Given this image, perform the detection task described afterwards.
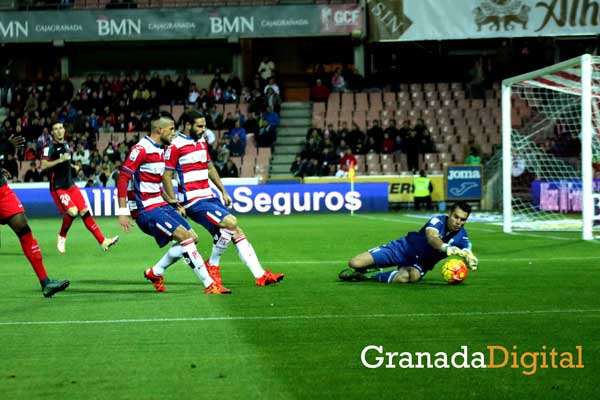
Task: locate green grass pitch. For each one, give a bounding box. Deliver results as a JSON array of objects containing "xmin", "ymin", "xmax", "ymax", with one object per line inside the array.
[{"xmin": 1, "ymin": 213, "xmax": 599, "ymax": 399}]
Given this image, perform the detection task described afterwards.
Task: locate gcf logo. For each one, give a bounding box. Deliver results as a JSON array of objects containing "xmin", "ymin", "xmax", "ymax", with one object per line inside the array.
[
  {"xmin": 473, "ymin": 0, "xmax": 531, "ymax": 31},
  {"xmin": 320, "ymin": 5, "xmax": 362, "ymax": 33}
]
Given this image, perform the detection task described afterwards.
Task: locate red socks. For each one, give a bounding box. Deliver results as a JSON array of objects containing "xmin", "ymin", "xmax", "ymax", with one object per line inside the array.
[
  {"xmin": 59, "ymin": 214, "xmax": 74, "ymax": 237},
  {"xmin": 19, "ymin": 231, "xmax": 48, "ymax": 282},
  {"xmin": 82, "ymin": 212, "xmax": 105, "ymax": 244}
]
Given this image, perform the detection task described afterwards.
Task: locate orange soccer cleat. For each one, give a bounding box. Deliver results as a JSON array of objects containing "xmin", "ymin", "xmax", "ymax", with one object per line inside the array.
[
  {"xmin": 204, "ymin": 282, "xmax": 232, "ymax": 295},
  {"xmin": 204, "ymin": 260, "xmax": 223, "ymax": 285},
  {"xmin": 144, "ymin": 268, "xmax": 166, "ymax": 292},
  {"xmin": 255, "ymin": 269, "xmax": 285, "ymax": 286}
]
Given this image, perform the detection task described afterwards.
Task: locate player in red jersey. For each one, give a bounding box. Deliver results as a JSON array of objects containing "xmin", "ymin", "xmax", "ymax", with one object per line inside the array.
[
  {"xmin": 1, "ymin": 134, "xmax": 69, "ymax": 297},
  {"xmin": 149, "ymin": 109, "xmax": 284, "ymax": 290},
  {"xmin": 41, "ymin": 122, "xmax": 119, "ymax": 254}
]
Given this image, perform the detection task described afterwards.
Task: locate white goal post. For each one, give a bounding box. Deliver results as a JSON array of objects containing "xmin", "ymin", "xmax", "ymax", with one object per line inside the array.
[{"xmin": 502, "ymin": 54, "xmax": 600, "ymax": 240}]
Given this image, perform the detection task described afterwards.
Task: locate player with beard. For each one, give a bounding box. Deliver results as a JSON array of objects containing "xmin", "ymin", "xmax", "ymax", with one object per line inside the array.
[
  {"xmin": 142, "ymin": 109, "xmax": 283, "ymax": 292},
  {"xmin": 117, "ymin": 112, "xmax": 230, "ymax": 295}
]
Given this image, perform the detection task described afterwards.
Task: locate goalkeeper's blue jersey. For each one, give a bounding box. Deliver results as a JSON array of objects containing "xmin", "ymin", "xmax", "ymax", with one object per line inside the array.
[{"xmin": 403, "ymin": 215, "xmax": 471, "ymax": 269}]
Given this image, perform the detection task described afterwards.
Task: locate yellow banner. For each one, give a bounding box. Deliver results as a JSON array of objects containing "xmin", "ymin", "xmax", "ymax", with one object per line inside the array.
[{"xmin": 303, "ymin": 175, "xmax": 444, "ymax": 202}]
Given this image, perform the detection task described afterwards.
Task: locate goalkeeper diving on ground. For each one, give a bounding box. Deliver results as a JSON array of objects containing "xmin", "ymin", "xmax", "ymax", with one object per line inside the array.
[{"xmin": 339, "ymin": 201, "xmax": 478, "ymax": 284}]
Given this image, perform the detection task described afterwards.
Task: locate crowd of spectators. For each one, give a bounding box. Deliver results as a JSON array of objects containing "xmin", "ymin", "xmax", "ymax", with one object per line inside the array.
[
  {"xmin": 292, "ymin": 117, "xmax": 435, "ymax": 178},
  {"xmin": 0, "ymin": 64, "xmax": 281, "ymax": 185}
]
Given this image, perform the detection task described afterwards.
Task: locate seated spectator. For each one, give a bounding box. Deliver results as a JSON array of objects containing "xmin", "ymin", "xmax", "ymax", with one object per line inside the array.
[
  {"xmin": 226, "ymin": 74, "xmax": 242, "ymax": 97},
  {"xmin": 197, "ymin": 88, "xmax": 211, "ymax": 111},
  {"xmin": 216, "ymin": 139, "xmax": 230, "ymax": 169},
  {"xmin": 23, "ymin": 142, "xmax": 37, "ymax": 161},
  {"xmin": 331, "ymin": 68, "xmax": 346, "ymax": 93},
  {"xmin": 306, "ymin": 126, "xmax": 322, "ymax": 141},
  {"xmin": 385, "ymin": 119, "xmax": 399, "ymax": 139},
  {"xmin": 347, "ymin": 123, "xmax": 366, "ymax": 154},
  {"xmin": 228, "ymin": 133, "xmax": 245, "ymax": 157},
  {"xmin": 336, "ymin": 121, "xmax": 349, "ymax": 146},
  {"xmin": 72, "ymin": 143, "xmax": 90, "ymax": 166},
  {"xmin": 203, "ymin": 127, "xmax": 216, "ymax": 146},
  {"xmin": 415, "ymin": 121, "xmax": 435, "ymax": 154},
  {"xmin": 290, "ymin": 154, "xmax": 305, "ymax": 177},
  {"xmin": 321, "ymin": 144, "xmax": 339, "ymax": 176},
  {"xmin": 105, "ymin": 160, "xmax": 121, "ymax": 187},
  {"xmin": 220, "ymin": 158, "xmax": 239, "ymax": 178},
  {"xmin": 244, "ymin": 113, "xmax": 260, "ymax": 135},
  {"xmin": 207, "ymin": 105, "xmax": 223, "ymax": 129},
  {"xmin": 256, "ymin": 119, "xmax": 277, "ymax": 148},
  {"xmin": 23, "ymin": 161, "xmax": 44, "ymax": 182},
  {"xmin": 398, "ymin": 119, "xmax": 412, "ymax": 141},
  {"xmin": 187, "ymin": 83, "xmax": 200, "ymax": 105},
  {"xmin": 1, "ymin": 152, "xmax": 19, "ymax": 179},
  {"xmin": 223, "ymin": 85, "xmax": 238, "ymax": 104},
  {"xmin": 310, "ymin": 79, "xmax": 330, "ymax": 102},
  {"xmin": 322, "ymin": 123, "xmax": 337, "ymax": 144},
  {"xmin": 305, "ymin": 158, "xmax": 323, "ymax": 177},
  {"xmin": 302, "ymin": 129, "xmax": 323, "ymax": 160},
  {"xmin": 209, "ymin": 83, "xmax": 223, "ymax": 103},
  {"xmin": 464, "ymin": 146, "xmax": 481, "ymax": 165},
  {"xmin": 367, "ymin": 119, "xmax": 384, "ymax": 149},
  {"xmin": 381, "ymin": 132, "xmax": 394, "ymax": 153},
  {"xmin": 335, "ymin": 147, "xmax": 356, "ymax": 178},
  {"xmin": 261, "ymin": 106, "xmax": 280, "ymax": 127},
  {"xmin": 229, "ymin": 120, "xmax": 247, "ymax": 147},
  {"xmin": 363, "ymin": 136, "xmax": 378, "ymax": 154}
]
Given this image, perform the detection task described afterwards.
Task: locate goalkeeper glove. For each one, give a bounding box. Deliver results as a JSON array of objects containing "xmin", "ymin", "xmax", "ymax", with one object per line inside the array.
[
  {"xmin": 440, "ymin": 243, "xmax": 467, "ymax": 258},
  {"xmin": 461, "ymin": 249, "xmax": 479, "ymax": 270}
]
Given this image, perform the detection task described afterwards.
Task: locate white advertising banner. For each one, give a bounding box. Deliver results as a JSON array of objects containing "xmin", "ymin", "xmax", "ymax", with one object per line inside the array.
[{"xmin": 367, "ymin": 0, "xmax": 600, "ymax": 42}]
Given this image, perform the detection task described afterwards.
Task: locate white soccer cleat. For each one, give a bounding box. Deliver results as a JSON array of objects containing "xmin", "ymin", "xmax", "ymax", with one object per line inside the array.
[
  {"xmin": 101, "ymin": 235, "xmax": 120, "ymax": 252},
  {"xmin": 57, "ymin": 235, "xmax": 66, "ymax": 254}
]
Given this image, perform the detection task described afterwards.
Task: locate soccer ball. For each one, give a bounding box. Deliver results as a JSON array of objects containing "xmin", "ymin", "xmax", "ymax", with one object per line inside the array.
[{"xmin": 441, "ymin": 258, "xmax": 468, "ymax": 284}]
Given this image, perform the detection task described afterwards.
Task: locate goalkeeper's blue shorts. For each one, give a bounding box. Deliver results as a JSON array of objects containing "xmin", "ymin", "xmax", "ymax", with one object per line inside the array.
[{"xmin": 368, "ymin": 238, "xmax": 425, "ymax": 276}]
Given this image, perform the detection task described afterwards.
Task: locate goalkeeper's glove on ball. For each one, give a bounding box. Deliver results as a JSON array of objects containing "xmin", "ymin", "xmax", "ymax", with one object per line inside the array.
[
  {"xmin": 461, "ymin": 249, "xmax": 479, "ymax": 270},
  {"xmin": 440, "ymin": 243, "xmax": 467, "ymax": 258}
]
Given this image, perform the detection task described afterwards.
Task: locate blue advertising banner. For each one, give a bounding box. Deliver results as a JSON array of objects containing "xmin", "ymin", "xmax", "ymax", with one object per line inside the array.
[
  {"xmin": 12, "ymin": 182, "xmax": 388, "ymax": 217},
  {"xmin": 531, "ymin": 179, "xmax": 600, "ymax": 212},
  {"xmin": 446, "ymin": 165, "xmax": 482, "ymax": 200}
]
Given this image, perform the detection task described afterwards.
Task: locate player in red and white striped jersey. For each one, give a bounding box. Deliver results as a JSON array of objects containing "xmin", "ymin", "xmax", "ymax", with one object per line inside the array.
[
  {"xmin": 117, "ymin": 112, "xmax": 230, "ymax": 295},
  {"xmin": 153, "ymin": 109, "xmax": 283, "ymax": 288}
]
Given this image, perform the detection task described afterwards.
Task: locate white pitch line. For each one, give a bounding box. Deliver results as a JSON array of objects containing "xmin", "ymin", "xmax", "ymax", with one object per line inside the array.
[
  {"xmin": 257, "ymin": 255, "xmax": 600, "ymax": 264},
  {"xmin": 352, "ymin": 214, "xmax": 600, "ymax": 241},
  {"xmin": 352, "ymin": 214, "xmax": 500, "ymax": 233},
  {"xmin": 1, "ymin": 308, "xmax": 599, "ymax": 327}
]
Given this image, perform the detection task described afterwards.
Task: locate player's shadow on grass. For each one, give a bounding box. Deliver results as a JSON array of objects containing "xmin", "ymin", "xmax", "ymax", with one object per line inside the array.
[
  {"xmin": 337, "ymin": 280, "xmax": 459, "ymax": 289},
  {"xmin": 65, "ymin": 288, "xmax": 152, "ymax": 294},
  {"xmin": 77, "ymin": 279, "xmax": 200, "ymax": 287}
]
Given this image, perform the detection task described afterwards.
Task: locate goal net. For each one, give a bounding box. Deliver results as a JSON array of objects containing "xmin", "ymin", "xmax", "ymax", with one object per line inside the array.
[{"xmin": 501, "ymin": 54, "xmax": 600, "ymax": 240}]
